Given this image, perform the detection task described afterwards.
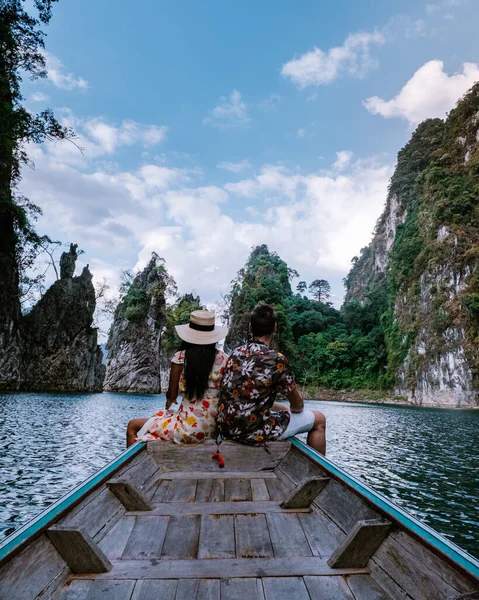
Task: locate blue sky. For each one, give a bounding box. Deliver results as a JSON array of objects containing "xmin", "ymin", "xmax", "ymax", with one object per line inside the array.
[{"xmin": 20, "ymin": 0, "xmax": 479, "ymax": 336}]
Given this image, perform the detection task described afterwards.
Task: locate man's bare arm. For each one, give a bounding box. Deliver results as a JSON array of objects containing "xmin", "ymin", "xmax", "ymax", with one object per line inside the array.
[{"xmin": 288, "ymin": 387, "xmax": 304, "ymax": 413}]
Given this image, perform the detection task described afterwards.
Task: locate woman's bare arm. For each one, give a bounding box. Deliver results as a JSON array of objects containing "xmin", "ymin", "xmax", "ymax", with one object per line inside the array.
[{"xmin": 165, "ymin": 363, "xmax": 183, "ymax": 409}]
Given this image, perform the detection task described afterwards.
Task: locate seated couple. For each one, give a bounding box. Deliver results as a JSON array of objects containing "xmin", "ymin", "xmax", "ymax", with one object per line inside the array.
[{"xmin": 127, "ymin": 304, "xmax": 326, "ymax": 454}]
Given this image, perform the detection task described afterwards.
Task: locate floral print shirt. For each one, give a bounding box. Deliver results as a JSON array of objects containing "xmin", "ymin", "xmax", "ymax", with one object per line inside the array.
[{"xmin": 217, "ymin": 339, "xmax": 295, "ymax": 445}]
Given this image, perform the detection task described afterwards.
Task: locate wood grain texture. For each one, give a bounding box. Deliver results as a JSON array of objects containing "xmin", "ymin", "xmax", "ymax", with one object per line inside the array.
[
  {"xmin": 107, "ymin": 480, "xmax": 153, "ymax": 511},
  {"xmin": 72, "ymin": 557, "xmax": 369, "ymax": 579},
  {"xmin": 159, "ymin": 471, "xmax": 277, "ymax": 480},
  {"xmin": 303, "ymin": 576, "xmax": 355, "ymax": 600},
  {"xmin": 131, "ymin": 579, "xmax": 178, "ymax": 600},
  {"xmin": 220, "ymin": 578, "xmax": 265, "ymax": 600},
  {"xmin": 235, "ymin": 514, "xmax": 274, "ymax": 559},
  {"xmin": 128, "ymin": 501, "xmax": 310, "ymax": 516},
  {"xmin": 122, "ymin": 516, "xmax": 169, "ymax": 560},
  {"xmin": 263, "ymin": 577, "xmax": 310, "ymax": 600},
  {"xmin": 264, "ymin": 478, "xmax": 290, "ymax": 501},
  {"xmin": 224, "ymin": 479, "xmax": 252, "ymax": 502},
  {"xmin": 161, "ymin": 515, "xmax": 201, "ymax": 560},
  {"xmin": 327, "ymin": 519, "xmax": 391, "ymax": 568},
  {"xmin": 198, "ymin": 514, "xmax": 235, "ymax": 559},
  {"xmin": 98, "ymin": 517, "xmax": 136, "ymax": 560},
  {"xmin": 83, "ymin": 579, "xmax": 135, "ymax": 600},
  {"xmin": 280, "ymin": 476, "xmax": 330, "ymax": 509},
  {"xmin": 195, "ymin": 579, "xmax": 221, "ymax": 600},
  {"xmin": 195, "ymin": 479, "xmax": 215, "ymax": 502},
  {"xmin": 266, "ymin": 513, "xmax": 312, "ymax": 557},
  {"xmin": 276, "ymin": 448, "xmax": 325, "ymax": 484},
  {"xmin": 250, "ymin": 479, "xmax": 270, "ymax": 501},
  {"xmin": 346, "ymin": 574, "xmax": 391, "ymax": 600},
  {"xmin": 151, "ymin": 480, "xmax": 170, "ymax": 502},
  {"xmin": 46, "ymin": 527, "xmax": 112, "ymax": 574},
  {"xmin": 166, "ymin": 479, "xmax": 197, "ymax": 503},
  {"xmin": 298, "ymin": 508, "xmax": 346, "ymax": 557},
  {"xmin": 368, "ymin": 559, "xmax": 413, "ymax": 600},
  {"xmin": 53, "ymin": 579, "xmax": 92, "ymax": 600}
]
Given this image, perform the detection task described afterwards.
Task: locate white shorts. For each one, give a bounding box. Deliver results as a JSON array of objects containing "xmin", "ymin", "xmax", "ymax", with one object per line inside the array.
[{"xmin": 278, "ymin": 410, "xmax": 315, "ymax": 439}]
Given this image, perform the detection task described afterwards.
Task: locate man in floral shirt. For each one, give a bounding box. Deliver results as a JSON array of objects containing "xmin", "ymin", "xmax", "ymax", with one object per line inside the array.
[{"xmin": 217, "ymin": 304, "xmax": 326, "ymax": 453}]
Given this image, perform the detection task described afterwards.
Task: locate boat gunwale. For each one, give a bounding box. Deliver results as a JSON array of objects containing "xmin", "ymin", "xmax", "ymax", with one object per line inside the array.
[
  {"xmin": 0, "ymin": 441, "xmax": 146, "ymax": 567},
  {"xmin": 291, "ymin": 437, "xmax": 479, "ymax": 583}
]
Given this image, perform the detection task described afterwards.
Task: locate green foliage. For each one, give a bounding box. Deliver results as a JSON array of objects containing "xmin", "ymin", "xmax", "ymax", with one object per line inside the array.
[
  {"xmin": 161, "ymin": 293, "xmax": 203, "ymax": 356},
  {"xmin": 123, "ymin": 285, "xmax": 148, "ymax": 324}
]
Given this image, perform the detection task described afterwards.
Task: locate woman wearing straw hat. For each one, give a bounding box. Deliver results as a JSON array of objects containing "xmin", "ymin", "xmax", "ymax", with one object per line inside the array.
[{"xmin": 126, "ymin": 310, "xmax": 229, "ymax": 446}]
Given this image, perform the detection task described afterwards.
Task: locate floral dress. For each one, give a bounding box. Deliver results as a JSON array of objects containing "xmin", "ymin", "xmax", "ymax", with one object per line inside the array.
[
  {"xmin": 136, "ymin": 349, "xmax": 229, "ymax": 444},
  {"xmin": 217, "ymin": 339, "xmax": 294, "ymax": 445}
]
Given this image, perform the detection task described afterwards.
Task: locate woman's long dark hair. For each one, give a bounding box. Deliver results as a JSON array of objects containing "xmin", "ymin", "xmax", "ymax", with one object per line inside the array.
[{"xmin": 180, "ymin": 341, "xmax": 217, "ymax": 400}]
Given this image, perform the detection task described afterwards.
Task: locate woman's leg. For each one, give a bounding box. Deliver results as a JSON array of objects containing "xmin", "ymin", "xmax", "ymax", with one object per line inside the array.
[{"xmin": 126, "ymin": 418, "xmax": 148, "ymax": 447}]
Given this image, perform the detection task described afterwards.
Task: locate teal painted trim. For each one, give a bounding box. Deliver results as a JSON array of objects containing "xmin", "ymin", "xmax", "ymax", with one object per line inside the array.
[
  {"xmin": 291, "ymin": 438, "xmax": 479, "ymax": 581},
  {"xmin": 0, "ymin": 442, "xmax": 146, "ymax": 564}
]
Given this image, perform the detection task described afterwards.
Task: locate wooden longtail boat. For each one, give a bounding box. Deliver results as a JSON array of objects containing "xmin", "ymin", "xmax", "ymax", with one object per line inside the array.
[{"xmin": 0, "ymin": 439, "xmax": 478, "ymax": 600}]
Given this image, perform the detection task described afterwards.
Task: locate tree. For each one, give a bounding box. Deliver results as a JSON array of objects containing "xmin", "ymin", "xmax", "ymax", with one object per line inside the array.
[
  {"xmin": 308, "ymin": 279, "xmax": 331, "ymax": 303},
  {"xmin": 296, "ymin": 281, "xmax": 307, "ymax": 294},
  {"xmin": 0, "ymin": 0, "xmax": 75, "ymax": 378}
]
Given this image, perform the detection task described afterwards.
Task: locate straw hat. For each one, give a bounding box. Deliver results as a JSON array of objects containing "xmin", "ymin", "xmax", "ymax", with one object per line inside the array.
[{"xmin": 175, "ymin": 310, "xmax": 228, "ymax": 345}]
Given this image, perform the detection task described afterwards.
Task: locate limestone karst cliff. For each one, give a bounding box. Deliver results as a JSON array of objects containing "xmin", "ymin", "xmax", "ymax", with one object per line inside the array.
[
  {"xmin": 344, "ymin": 85, "xmax": 479, "ymax": 407},
  {"xmin": 104, "ymin": 253, "xmax": 175, "ymax": 393},
  {"xmin": 7, "ymin": 244, "xmax": 105, "ymax": 392}
]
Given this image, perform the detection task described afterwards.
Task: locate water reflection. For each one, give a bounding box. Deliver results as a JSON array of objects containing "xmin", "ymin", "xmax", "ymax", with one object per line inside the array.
[{"xmin": 0, "ymin": 393, "xmax": 477, "ymax": 556}]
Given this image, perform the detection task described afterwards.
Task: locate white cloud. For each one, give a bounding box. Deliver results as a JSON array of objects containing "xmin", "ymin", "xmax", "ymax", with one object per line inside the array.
[
  {"xmin": 426, "ymin": 0, "xmax": 462, "ymax": 15},
  {"xmin": 333, "ymin": 150, "xmax": 353, "ymax": 170},
  {"xmin": 84, "ymin": 119, "xmax": 168, "ymax": 153},
  {"xmin": 31, "ymin": 92, "xmax": 49, "ymax": 102},
  {"xmin": 281, "ymin": 30, "xmax": 385, "ymax": 88},
  {"xmin": 259, "ymin": 93, "xmax": 281, "ymax": 111},
  {"xmin": 43, "ymin": 51, "xmax": 89, "ymax": 91},
  {"xmin": 203, "ymin": 90, "xmax": 250, "ymax": 128},
  {"xmin": 363, "ymin": 60, "xmax": 479, "ymax": 125},
  {"xmin": 297, "ymin": 128, "xmax": 306, "ymax": 139},
  {"xmin": 216, "ymin": 160, "xmax": 251, "ymax": 173}
]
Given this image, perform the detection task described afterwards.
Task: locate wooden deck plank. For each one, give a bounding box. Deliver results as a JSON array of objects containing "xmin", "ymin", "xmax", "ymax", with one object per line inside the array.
[
  {"xmin": 197, "ymin": 579, "xmax": 220, "ymax": 600},
  {"xmin": 198, "ymin": 515, "xmax": 235, "ymax": 559},
  {"xmin": 208, "ymin": 479, "xmax": 224, "ymax": 502},
  {"xmin": 122, "ymin": 516, "xmax": 169, "ymax": 560},
  {"xmin": 263, "ymin": 577, "xmax": 310, "ymax": 600},
  {"xmin": 84, "ymin": 580, "xmax": 136, "ymax": 600},
  {"xmin": 266, "ymin": 513, "xmax": 312, "ymax": 557},
  {"xmin": 220, "ymin": 578, "xmax": 265, "ymax": 600},
  {"xmin": 303, "ymin": 576, "xmax": 355, "ymax": 599},
  {"xmin": 72, "ymin": 557, "xmax": 369, "ymax": 579},
  {"xmin": 264, "ymin": 478, "xmax": 289, "ymax": 502},
  {"xmin": 151, "ymin": 480, "xmax": 170, "ymax": 502},
  {"xmin": 98, "ymin": 517, "xmax": 136, "ymax": 560},
  {"xmin": 250, "ymin": 479, "xmax": 270, "ymax": 501},
  {"xmin": 195, "ymin": 479, "xmax": 215, "ymax": 502},
  {"xmin": 298, "ymin": 508, "xmax": 345, "ymax": 557},
  {"xmin": 53, "ymin": 579, "xmax": 92, "ymax": 600},
  {"xmin": 161, "ymin": 515, "xmax": 201, "ymax": 559},
  {"xmin": 62, "ymin": 487, "xmax": 123, "ymax": 541},
  {"xmin": 276, "ymin": 449, "xmax": 325, "ymax": 484},
  {"xmin": 235, "ymin": 514, "xmax": 274, "ymax": 559},
  {"xmin": 130, "ymin": 501, "xmax": 310, "ymax": 516},
  {"xmin": 346, "ymin": 574, "xmax": 391, "ymax": 600},
  {"xmin": 160, "ymin": 472, "xmax": 277, "ymax": 480},
  {"xmin": 224, "ymin": 479, "xmax": 252, "ymax": 502},
  {"xmin": 131, "ymin": 579, "xmax": 178, "ymax": 600},
  {"xmin": 175, "ymin": 580, "xmax": 200, "ymax": 599},
  {"xmin": 166, "ymin": 479, "xmax": 197, "ymax": 503},
  {"xmin": 368, "ymin": 560, "xmax": 412, "ymax": 600}
]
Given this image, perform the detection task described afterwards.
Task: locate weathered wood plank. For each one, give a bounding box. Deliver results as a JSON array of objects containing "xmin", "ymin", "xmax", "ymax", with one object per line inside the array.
[
  {"xmin": 98, "ymin": 517, "xmax": 136, "ymax": 560},
  {"xmin": 131, "ymin": 579, "xmax": 178, "ymax": 600},
  {"xmin": 122, "ymin": 455, "xmax": 161, "ymax": 491},
  {"xmin": 161, "ymin": 515, "xmax": 201, "ymax": 559},
  {"xmin": 34, "ymin": 564, "xmax": 71, "ymax": 599},
  {"xmin": 72, "ymin": 557, "xmax": 369, "ymax": 579},
  {"xmin": 53, "ymin": 579, "xmax": 92, "ymax": 600},
  {"xmin": 129, "ymin": 501, "xmax": 311, "ymax": 516},
  {"xmin": 122, "ymin": 516, "xmax": 169, "ymax": 559},
  {"xmin": 209, "ymin": 478, "xmax": 224, "ymax": 502},
  {"xmin": 346, "ymin": 574, "xmax": 391, "ymax": 600},
  {"xmin": 196, "ymin": 579, "xmax": 220, "ymax": 600},
  {"xmin": 266, "ymin": 513, "xmax": 312, "ymax": 557},
  {"xmin": 368, "ymin": 559, "xmax": 413, "ymax": 600},
  {"xmin": 235, "ymin": 514, "xmax": 274, "ymax": 558},
  {"xmin": 166, "ymin": 479, "xmax": 197, "ymax": 503},
  {"xmin": 159, "ymin": 471, "xmax": 277, "ymax": 480},
  {"xmin": 83, "ymin": 579, "xmax": 135, "ymax": 600},
  {"xmin": 303, "ymin": 576, "xmax": 355, "ymax": 599},
  {"xmin": 280, "ymin": 476, "xmax": 329, "ymax": 509},
  {"xmin": 195, "ymin": 478, "xmax": 214, "ymax": 502},
  {"xmin": 175, "ymin": 579, "xmax": 200, "ymax": 599},
  {"xmin": 250, "ymin": 479, "xmax": 270, "ymax": 501},
  {"xmin": 314, "ymin": 479, "xmax": 380, "ymax": 533},
  {"xmin": 298, "ymin": 508, "xmax": 346, "ymax": 558},
  {"xmin": 224, "ymin": 479, "xmax": 252, "ymax": 502},
  {"xmin": 263, "ymin": 577, "xmax": 310, "ymax": 600},
  {"xmin": 198, "ymin": 514, "xmax": 235, "ymax": 559},
  {"xmin": 151, "ymin": 479, "xmax": 170, "ymax": 502},
  {"xmin": 276, "ymin": 448, "xmax": 325, "ymax": 484},
  {"xmin": 107, "ymin": 480, "xmax": 153, "ymax": 511},
  {"xmin": 46, "ymin": 527, "xmax": 112, "ymax": 574},
  {"xmin": 221, "ymin": 578, "xmax": 265, "ymax": 600},
  {"xmin": 328, "ymin": 519, "xmax": 391, "ymax": 568},
  {"xmin": 264, "ymin": 478, "xmax": 289, "ymax": 501},
  {"xmin": 148, "ymin": 441, "xmax": 290, "ymax": 472}
]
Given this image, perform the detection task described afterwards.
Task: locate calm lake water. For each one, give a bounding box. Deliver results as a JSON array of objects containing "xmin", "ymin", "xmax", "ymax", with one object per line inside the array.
[{"xmin": 0, "ymin": 392, "xmax": 478, "ymax": 558}]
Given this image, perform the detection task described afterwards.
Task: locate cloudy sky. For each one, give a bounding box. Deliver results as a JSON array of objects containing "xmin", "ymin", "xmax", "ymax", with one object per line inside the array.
[{"xmin": 20, "ymin": 0, "xmax": 479, "ymax": 333}]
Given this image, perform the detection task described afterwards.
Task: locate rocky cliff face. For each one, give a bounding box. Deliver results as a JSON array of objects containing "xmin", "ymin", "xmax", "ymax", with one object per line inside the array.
[
  {"xmin": 344, "ymin": 87, "xmax": 479, "ymax": 407},
  {"xmin": 104, "ymin": 254, "xmax": 172, "ymax": 393},
  {"xmin": 19, "ymin": 244, "xmax": 105, "ymax": 391}
]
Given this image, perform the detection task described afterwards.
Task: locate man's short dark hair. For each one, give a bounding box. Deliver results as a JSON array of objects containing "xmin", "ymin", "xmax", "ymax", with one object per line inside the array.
[{"xmin": 250, "ymin": 303, "xmax": 277, "ymax": 337}]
